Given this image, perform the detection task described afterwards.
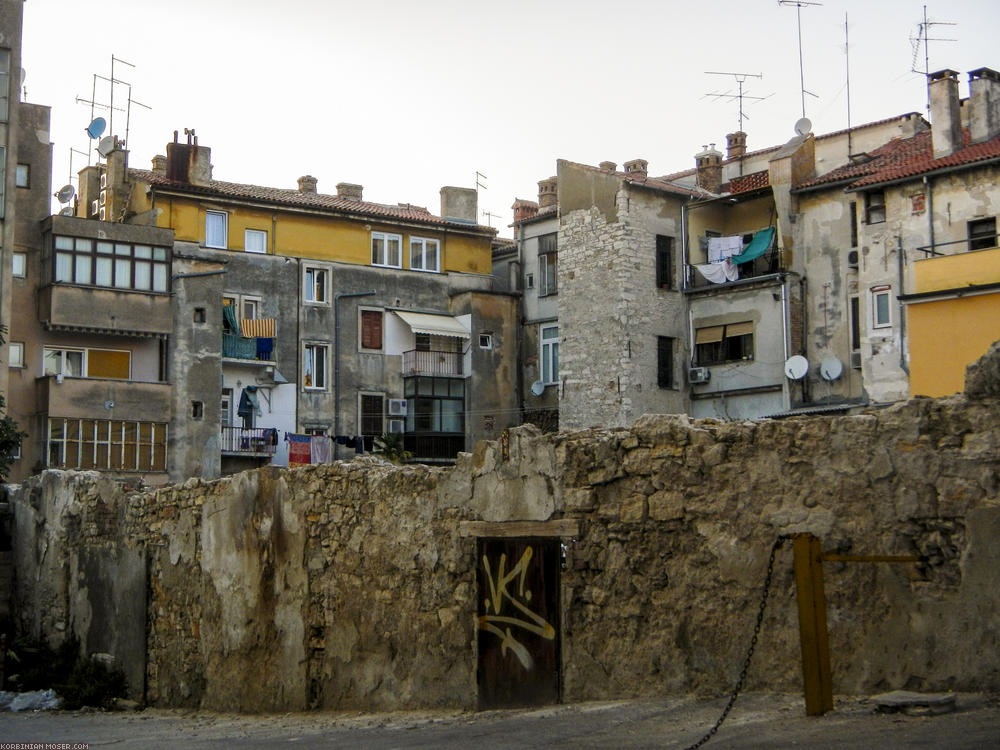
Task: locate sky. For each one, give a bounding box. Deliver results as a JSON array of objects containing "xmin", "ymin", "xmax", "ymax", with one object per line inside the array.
[{"xmin": 20, "ymin": 0, "xmax": 1000, "ymax": 239}]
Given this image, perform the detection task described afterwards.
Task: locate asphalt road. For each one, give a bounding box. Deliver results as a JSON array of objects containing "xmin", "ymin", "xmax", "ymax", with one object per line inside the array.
[{"xmin": 0, "ymin": 693, "xmax": 998, "ymax": 749}]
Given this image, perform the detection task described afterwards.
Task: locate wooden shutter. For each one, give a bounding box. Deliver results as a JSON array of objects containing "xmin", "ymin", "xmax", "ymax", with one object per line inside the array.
[{"xmin": 361, "ymin": 310, "xmax": 383, "ymax": 350}]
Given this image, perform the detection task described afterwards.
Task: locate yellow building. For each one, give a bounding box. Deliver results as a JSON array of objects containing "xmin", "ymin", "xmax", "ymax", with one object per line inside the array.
[{"xmin": 902, "ymin": 245, "xmax": 1000, "ymax": 397}]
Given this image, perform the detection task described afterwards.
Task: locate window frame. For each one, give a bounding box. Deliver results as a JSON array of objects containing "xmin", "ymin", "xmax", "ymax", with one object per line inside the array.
[
  {"xmin": 0, "ymin": 49, "xmax": 9, "ymax": 123},
  {"xmin": 693, "ymin": 322, "xmax": 754, "ymax": 366},
  {"xmin": 359, "ymin": 392, "xmax": 385, "ymax": 441},
  {"xmin": 656, "ymin": 236, "xmax": 673, "ymax": 290},
  {"xmin": 205, "ymin": 210, "xmax": 229, "ymax": 249},
  {"xmin": 15, "ymin": 163, "xmax": 29, "ymax": 188},
  {"xmin": 244, "ymin": 228, "xmax": 267, "ymax": 254},
  {"xmin": 968, "ymin": 217, "xmax": 997, "ymax": 252},
  {"xmin": 871, "ymin": 286, "xmax": 892, "ymax": 329},
  {"xmin": 8, "ymin": 341, "xmax": 24, "ymax": 368},
  {"xmin": 540, "ymin": 324, "xmax": 559, "ymax": 385},
  {"xmin": 43, "ymin": 346, "xmax": 131, "ymax": 380},
  {"xmin": 657, "ymin": 336, "xmax": 675, "ymax": 389},
  {"xmin": 304, "ymin": 265, "xmax": 329, "ymax": 304},
  {"xmin": 46, "ymin": 417, "xmax": 167, "ymax": 472},
  {"xmin": 371, "ymin": 231, "xmax": 403, "ymax": 268},
  {"xmin": 53, "ymin": 236, "xmax": 170, "ymax": 293},
  {"xmin": 409, "ymin": 236, "xmax": 441, "ymax": 273},
  {"xmin": 537, "ymin": 234, "xmax": 558, "ymax": 297},
  {"xmin": 359, "ymin": 308, "xmax": 384, "ymax": 352},
  {"xmin": 302, "ymin": 342, "xmax": 329, "ymax": 391},
  {"xmin": 865, "ymin": 190, "xmax": 886, "ymax": 224},
  {"xmin": 12, "ymin": 251, "xmax": 25, "ymax": 278}
]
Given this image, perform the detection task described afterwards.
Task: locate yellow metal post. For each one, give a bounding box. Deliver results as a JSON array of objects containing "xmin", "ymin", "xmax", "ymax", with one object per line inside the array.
[{"xmin": 792, "ymin": 533, "xmax": 834, "ymax": 715}]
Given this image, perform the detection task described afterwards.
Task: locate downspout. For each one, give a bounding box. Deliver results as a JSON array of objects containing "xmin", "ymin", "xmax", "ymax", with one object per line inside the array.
[
  {"xmin": 334, "ymin": 290, "xmax": 376, "ymax": 457},
  {"xmin": 897, "ymin": 236, "xmax": 909, "ymax": 374},
  {"xmin": 799, "ymin": 276, "xmax": 810, "ymax": 404},
  {"xmin": 681, "ymin": 200, "xmax": 690, "ymax": 290}
]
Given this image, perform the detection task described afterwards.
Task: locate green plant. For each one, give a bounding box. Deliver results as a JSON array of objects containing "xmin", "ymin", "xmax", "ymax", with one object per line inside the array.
[{"xmin": 373, "ymin": 431, "xmax": 413, "ymax": 463}]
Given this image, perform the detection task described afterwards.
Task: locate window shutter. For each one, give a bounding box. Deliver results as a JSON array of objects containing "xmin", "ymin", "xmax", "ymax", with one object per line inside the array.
[{"xmin": 362, "ymin": 310, "xmax": 383, "ymax": 350}]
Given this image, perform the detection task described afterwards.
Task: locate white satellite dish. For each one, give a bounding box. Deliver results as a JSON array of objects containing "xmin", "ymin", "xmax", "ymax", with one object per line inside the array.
[
  {"xmin": 819, "ymin": 356, "xmax": 844, "ymax": 381},
  {"xmin": 794, "ymin": 117, "xmax": 813, "ymax": 136},
  {"xmin": 55, "ymin": 184, "xmax": 75, "ymax": 204},
  {"xmin": 96, "ymin": 135, "xmax": 116, "ymax": 157},
  {"xmin": 784, "ymin": 355, "xmax": 809, "ymax": 380},
  {"xmin": 58, "ymin": 207, "xmax": 74, "ymax": 216},
  {"xmin": 530, "ymin": 380, "xmax": 546, "ymax": 396}
]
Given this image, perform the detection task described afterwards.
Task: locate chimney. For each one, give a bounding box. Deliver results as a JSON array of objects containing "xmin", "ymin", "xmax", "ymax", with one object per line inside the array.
[
  {"xmin": 512, "ymin": 198, "xmax": 539, "ymax": 224},
  {"xmin": 929, "ymin": 69, "xmax": 963, "ymax": 158},
  {"xmin": 440, "ymin": 186, "xmax": 478, "ymax": 223},
  {"xmin": 336, "ymin": 182, "xmax": 363, "ymax": 201},
  {"xmin": 297, "ymin": 175, "xmax": 318, "ymax": 194},
  {"xmin": 726, "ymin": 132, "xmax": 747, "ymax": 160},
  {"xmin": 968, "ymin": 67, "xmax": 1000, "ymax": 144},
  {"xmin": 695, "ymin": 144, "xmax": 724, "ymax": 193},
  {"xmin": 151, "ymin": 154, "xmax": 167, "ymax": 176},
  {"xmin": 624, "ymin": 159, "xmax": 648, "ymax": 179},
  {"xmin": 537, "ymin": 177, "xmax": 558, "ymax": 208},
  {"xmin": 165, "ymin": 128, "xmax": 212, "ymax": 185},
  {"xmin": 598, "ymin": 161, "xmax": 617, "ymax": 171}
]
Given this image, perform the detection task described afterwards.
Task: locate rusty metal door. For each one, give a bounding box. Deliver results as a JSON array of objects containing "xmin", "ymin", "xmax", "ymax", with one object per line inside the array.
[{"xmin": 477, "ymin": 537, "xmax": 561, "ymax": 709}]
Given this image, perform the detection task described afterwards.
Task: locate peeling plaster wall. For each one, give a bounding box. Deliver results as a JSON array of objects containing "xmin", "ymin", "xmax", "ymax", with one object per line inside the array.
[{"xmin": 8, "ymin": 345, "xmax": 1000, "ymax": 711}]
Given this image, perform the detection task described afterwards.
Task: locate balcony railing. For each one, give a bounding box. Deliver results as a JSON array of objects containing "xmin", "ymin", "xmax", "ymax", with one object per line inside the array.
[
  {"xmin": 223, "ymin": 333, "xmax": 275, "ymax": 362},
  {"xmin": 686, "ymin": 252, "xmax": 782, "ymax": 289},
  {"xmin": 221, "ymin": 426, "xmax": 278, "ymax": 455},
  {"xmin": 402, "ymin": 349, "xmax": 464, "ymax": 376},
  {"xmin": 404, "ymin": 433, "xmax": 465, "ymax": 461}
]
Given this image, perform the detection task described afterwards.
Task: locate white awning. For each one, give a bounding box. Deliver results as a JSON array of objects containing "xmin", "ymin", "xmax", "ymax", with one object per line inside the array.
[{"xmin": 393, "ymin": 311, "xmax": 470, "ymax": 338}]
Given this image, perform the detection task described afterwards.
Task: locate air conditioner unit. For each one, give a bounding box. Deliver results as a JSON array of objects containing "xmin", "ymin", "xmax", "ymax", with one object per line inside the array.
[
  {"xmin": 387, "ymin": 419, "xmax": 405, "ymax": 434},
  {"xmin": 850, "ymin": 351, "xmax": 862, "ymax": 370},
  {"xmin": 847, "ymin": 250, "xmax": 859, "ymax": 269},
  {"xmin": 100, "ymin": 173, "xmax": 108, "ymax": 188},
  {"xmin": 99, "ymin": 190, "xmax": 107, "ymax": 206},
  {"xmin": 99, "ymin": 207, "xmax": 106, "ymax": 221},
  {"xmin": 388, "ymin": 398, "xmax": 408, "ymax": 416},
  {"xmin": 688, "ymin": 367, "xmax": 711, "ymax": 385},
  {"xmin": 90, "ymin": 199, "xmax": 99, "ymax": 216}
]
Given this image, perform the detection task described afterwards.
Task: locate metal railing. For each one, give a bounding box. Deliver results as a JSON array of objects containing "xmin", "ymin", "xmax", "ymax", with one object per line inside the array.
[
  {"xmin": 915, "ymin": 235, "xmax": 998, "ymax": 257},
  {"xmin": 687, "ymin": 251, "xmax": 782, "ymax": 289},
  {"xmin": 402, "ymin": 349, "xmax": 464, "ymax": 376},
  {"xmin": 222, "ymin": 334, "xmax": 274, "ymax": 361},
  {"xmin": 220, "ymin": 426, "xmax": 277, "ymax": 455}
]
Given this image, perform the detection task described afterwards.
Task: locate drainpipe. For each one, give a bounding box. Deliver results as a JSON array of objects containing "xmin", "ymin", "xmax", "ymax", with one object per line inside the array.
[
  {"xmin": 334, "ymin": 290, "xmax": 376, "ymax": 458},
  {"xmin": 681, "ymin": 200, "xmax": 690, "ymax": 290},
  {"xmin": 897, "ymin": 236, "xmax": 909, "ymax": 374}
]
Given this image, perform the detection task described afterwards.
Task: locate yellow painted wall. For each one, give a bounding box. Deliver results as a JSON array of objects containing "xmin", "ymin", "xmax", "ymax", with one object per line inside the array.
[
  {"xmin": 686, "ymin": 197, "xmax": 775, "ymax": 264},
  {"xmin": 913, "ymin": 246, "xmax": 1000, "ymax": 292},
  {"xmin": 137, "ymin": 185, "xmax": 492, "ymax": 273},
  {"xmin": 908, "ymin": 293, "xmax": 1000, "ymax": 396}
]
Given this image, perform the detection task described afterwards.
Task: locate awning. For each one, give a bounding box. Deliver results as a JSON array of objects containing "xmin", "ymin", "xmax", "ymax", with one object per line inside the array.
[
  {"xmin": 731, "ymin": 227, "xmax": 775, "ymax": 264},
  {"xmin": 241, "ymin": 318, "xmax": 275, "ymax": 338},
  {"xmin": 393, "ymin": 311, "xmax": 470, "ymax": 338}
]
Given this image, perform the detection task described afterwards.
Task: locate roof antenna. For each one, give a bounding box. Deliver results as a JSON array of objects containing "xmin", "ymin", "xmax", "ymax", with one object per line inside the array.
[
  {"xmin": 778, "ymin": 0, "xmax": 823, "ymax": 119},
  {"xmin": 703, "ymin": 72, "xmax": 772, "ymax": 176},
  {"xmin": 909, "ymin": 4, "xmax": 956, "ymax": 119}
]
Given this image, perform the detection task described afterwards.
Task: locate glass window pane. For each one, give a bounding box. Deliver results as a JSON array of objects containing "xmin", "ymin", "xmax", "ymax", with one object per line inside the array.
[
  {"xmin": 75, "ymin": 238, "xmax": 93, "ymax": 252},
  {"xmin": 55, "ymin": 253, "xmax": 72, "ymax": 281},
  {"xmin": 134, "ymin": 260, "xmax": 152, "ymax": 290},
  {"xmin": 114, "ymin": 258, "xmax": 131, "ymax": 288},
  {"xmin": 434, "ymin": 379, "xmax": 449, "ymax": 396},
  {"xmin": 152, "ymin": 264, "xmax": 167, "ymax": 292},
  {"xmin": 97, "ymin": 241, "xmax": 113, "ymax": 254},
  {"xmin": 387, "ymin": 236, "xmax": 400, "ymax": 266},
  {"xmin": 95, "ymin": 257, "xmax": 113, "ymax": 286},
  {"xmin": 133, "ymin": 244, "xmax": 152, "ymax": 259},
  {"xmin": 54, "ymin": 236, "xmax": 73, "ymax": 250},
  {"xmin": 152, "ymin": 247, "xmax": 167, "ymax": 261},
  {"xmin": 74, "ymin": 254, "xmax": 91, "ymax": 284},
  {"xmin": 114, "ymin": 243, "xmax": 131, "ymax": 255},
  {"xmin": 441, "ymin": 400, "xmax": 463, "ymax": 432},
  {"xmin": 372, "ymin": 235, "xmax": 384, "ymax": 264},
  {"xmin": 450, "ymin": 379, "xmax": 464, "ymax": 397},
  {"xmin": 43, "ymin": 349, "xmax": 61, "ymax": 375}
]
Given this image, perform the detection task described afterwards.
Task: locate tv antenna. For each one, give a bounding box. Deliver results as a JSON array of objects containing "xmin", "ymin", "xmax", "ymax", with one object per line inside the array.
[
  {"xmin": 704, "ymin": 71, "xmax": 769, "ymax": 134},
  {"xmin": 778, "ymin": 0, "xmax": 823, "ymax": 119},
  {"xmin": 481, "ymin": 209, "xmax": 502, "ymax": 228},
  {"xmin": 475, "ymin": 171, "xmax": 488, "ymax": 194},
  {"xmin": 910, "ymin": 4, "xmax": 956, "ymax": 118}
]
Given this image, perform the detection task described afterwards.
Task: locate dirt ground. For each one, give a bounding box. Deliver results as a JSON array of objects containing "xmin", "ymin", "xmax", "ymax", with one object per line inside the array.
[{"xmin": 0, "ymin": 692, "xmax": 998, "ymax": 749}]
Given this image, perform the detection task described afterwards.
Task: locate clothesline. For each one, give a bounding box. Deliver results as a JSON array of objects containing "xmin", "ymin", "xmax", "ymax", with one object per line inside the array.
[{"xmin": 285, "ymin": 432, "xmax": 365, "ymax": 466}]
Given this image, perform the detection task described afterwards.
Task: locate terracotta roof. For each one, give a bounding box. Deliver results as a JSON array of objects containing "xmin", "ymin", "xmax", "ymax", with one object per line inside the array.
[
  {"xmin": 129, "ymin": 168, "xmax": 494, "ymax": 232},
  {"xmin": 795, "ymin": 128, "xmax": 1000, "ymax": 192},
  {"xmin": 727, "ymin": 170, "xmax": 770, "ymax": 194}
]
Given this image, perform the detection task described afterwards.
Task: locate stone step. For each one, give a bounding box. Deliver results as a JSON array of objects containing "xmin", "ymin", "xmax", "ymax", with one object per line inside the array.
[{"xmin": 872, "ymin": 690, "xmax": 957, "ymax": 716}]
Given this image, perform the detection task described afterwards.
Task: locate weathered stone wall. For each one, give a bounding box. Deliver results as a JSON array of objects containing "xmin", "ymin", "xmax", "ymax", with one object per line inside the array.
[{"xmin": 8, "ymin": 352, "xmax": 1000, "ymax": 710}]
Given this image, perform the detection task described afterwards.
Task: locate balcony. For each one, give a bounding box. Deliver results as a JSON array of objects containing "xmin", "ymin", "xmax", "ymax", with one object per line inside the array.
[
  {"xmin": 402, "ymin": 349, "xmax": 464, "ymax": 376},
  {"xmin": 222, "ymin": 333, "xmax": 274, "ymax": 362},
  {"xmin": 36, "ymin": 375, "xmax": 171, "ymax": 422},
  {"xmin": 403, "ymin": 433, "xmax": 465, "ymax": 462},
  {"xmin": 221, "ymin": 426, "xmax": 278, "ymax": 456},
  {"xmin": 39, "ymin": 284, "xmax": 172, "ymax": 336}
]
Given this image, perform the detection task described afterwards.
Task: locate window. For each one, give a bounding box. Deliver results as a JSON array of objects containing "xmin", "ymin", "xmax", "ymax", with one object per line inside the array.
[
  {"xmin": 479, "ymin": 334, "xmax": 493, "ymax": 350},
  {"xmin": 540, "ymin": 325, "xmax": 559, "ymax": 384},
  {"xmin": 245, "ymin": 229, "xmax": 267, "ymax": 254},
  {"xmin": 0, "ymin": 49, "xmax": 8, "ymax": 122},
  {"xmin": 372, "ymin": 231, "xmax": 402, "ymax": 268},
  {"xmin": 871, "ymin": 286, "xmax": 892, "ymax": 328},
  {"xmin": 8, "ymin": 341, "xmax": 23, "ymax": 368},
  {"xmin": 968, "ymin": 217, "xmax": 997, "ymax": 251},
  {"xmin": 849, "ymin": 202, "xmax": 858, "ymax": 247},
  {"xmin": 656, "ymin": 236, "xmax": 673, "ymax": 290},
  {"xmin": 304, "ymin": 266, "xmax": 328, "ymax": 303},
  {"xmin": 694, "ymin": 322, "xmax": 754, "ymax": 365},
  {"xmin": 15, "ymin": 163, "xmax": 28, "ymax": 188},
  {"xmin": 538, "ymin": 234, "xmax": 557, "ymax": 297},
  {"xmin": 12, "ymin": 251, "xmax": 25, "ymax": 277},
  {"xmin": 525, "ymin": 273, "xmax": 534, "ymax": 289},
  {"xmin": 221, "ymin": 388, "xmax": 233, "ymax": 427},
  {"xmin": 53, "ymin": 236, "xmax": 170, "ymax": 292},
  {"xmin": 657, "ymin": 336, "xmax": 674, "ymax": 389},
  {"xmin": 360, "ymin": 393, "xmax": 385, "ymax": 442},
  {"xmin": 46, "ymin": 418, "xmax": 167, "ymax": 472},
  {"xmin": 850, "ymin": 296, "xmax": 861, "ymax": 351},
  {"xmin": 241, "ymin": 296, "xmax": 260, "ymax": 320},
  {"xmin": 303, "ymin": 343, "xmax": 328, "ymax": 389},
  {"xmin": 865, "ymin": 190, "xmax": 886, "ymax": 224},
  {"xmin": 410, "ymin": 237, "xmax": 440, "ymax": 272},
  {"xmin": 360, "ymin": 309, "xmax": 384, "ymax": 351},
  {"xmin": 0, "ymin": 146, "xmax": 6, "ymax": 219},
  {"xmin": 191, "ymin": 401, "xmax": 204, "ymax": 420},
  {"xmin": 193, "ymin": 307, "xmax": 206, "ymax": 324},
  {"xmin": 404, "ymin": 377, "xmax": 465, "ymax": 434},
  {"xmin": 206, "ymin": 211, "xmax": 228, "ymax": 248},
  {"xmin": 43, "ymin": 347, "xmax": 130, "ymax": 379}
]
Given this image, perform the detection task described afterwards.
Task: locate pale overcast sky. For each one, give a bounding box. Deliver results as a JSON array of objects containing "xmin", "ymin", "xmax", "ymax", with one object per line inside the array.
[{"xmin": 21, "ymin": 0, "xmax": 1000, "ymax": 239}]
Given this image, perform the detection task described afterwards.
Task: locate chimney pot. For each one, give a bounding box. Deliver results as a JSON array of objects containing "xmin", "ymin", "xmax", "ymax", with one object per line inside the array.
[
  {"xmin": 968, "ymin": 67, "xmax": 1000, "ymax": 144},
  {"xmin": 336, "ymin": 182, "xmax": 363, "ymax": 201},
  {"xmin": 726, "ymin": 132, "xmax": 747, "ymax": 159},
  {"xmin": 537, "ymin": 177, "xmax": 558, "ymax": 208},
  {"xmin": 298, "ymin": 175, "xmax": 318, "ymax": 194},
  {"xmin": 623, "ymin": 159, "xmax": 649, "ymax": 178},
  {"xmin": 599, "ymin": 161, "xmax": 617, "ymax": 171},
  {"xmin": 440, "ymin": 186, "xmax": 478, "ymax": 223},
  {"xmin": 151, "ymin": 154, "xmax": 167, "ymax": 176},
  {"xmin": 929, "ymin": 68, "xmax": 963, "ymax": 158},
  {"xmin": 695, "ymin": 144, "xmax": 724, "ymax": 193},
  {"xmin": 512, "ymin": 198, "xmax": 539, "ymax": 224}
]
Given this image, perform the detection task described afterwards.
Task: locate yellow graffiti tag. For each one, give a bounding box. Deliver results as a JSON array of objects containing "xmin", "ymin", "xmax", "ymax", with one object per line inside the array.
[{"xmin": 479, "ymin": 546, "xmax": 555, "ymax": 670}]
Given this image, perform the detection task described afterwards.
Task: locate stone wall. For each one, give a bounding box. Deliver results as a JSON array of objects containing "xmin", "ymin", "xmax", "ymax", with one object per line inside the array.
[{"xmin": 8, "ymin": 350, "xmax": 1000, "ymax": 710}]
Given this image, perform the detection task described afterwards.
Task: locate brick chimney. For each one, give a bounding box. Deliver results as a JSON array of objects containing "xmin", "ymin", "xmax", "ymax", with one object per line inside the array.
[
  {"xmin": 726, "ymin": 132, "xmax": 747, "ymax": 160},
  {"xmin": 336, "ymin": 182, "xmax": 363, "ymax": 201},
  {"xmin": 695, "ymin": 144, "xmax": 724, "ymax": 193},
  {"xmin": 440, "ymin": 186, "xmax": 478, "ymax": 223},
  {"xmin": 166, "ymin": 128, "xmax": 212, "ymax": 185},
  {"xmin": 512, "ymin": 198, "xmax": 539, "ymax": 224},
  {"xmin": 968, "ymin": 67, "xmax": 1000, "ymax": 144},
  {"xmin": 537, "ymin": 177, "xmax": 558, "ymax": 208},
  {"xmin": 298, "ymin": 175, "xmax": 318, "ymax": 194},
  {"xmin": 151, "ymin": 154, "xmax": 167, "ymax": 176},
  {"xmin": 599, "ymin": 161, "xmax": 617, "ymax": 171},
  {"xmin": 929, "ymin": 69, "xmax": 963, "ymax": 158},
  {"xmin": 624, "ymin": 159, "xmax": 648, "ymax": 179}
]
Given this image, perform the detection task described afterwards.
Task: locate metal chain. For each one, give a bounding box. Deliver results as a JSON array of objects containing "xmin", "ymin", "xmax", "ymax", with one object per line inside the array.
[{"xmin": 682, "ymin": 535, "xmax": 790, "ymax": 750}]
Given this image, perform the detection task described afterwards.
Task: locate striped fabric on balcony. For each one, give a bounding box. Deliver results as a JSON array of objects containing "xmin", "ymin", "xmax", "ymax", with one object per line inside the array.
[{"xmin": 240, "ymin": 318, "xmax": 275, "ymax": 338}]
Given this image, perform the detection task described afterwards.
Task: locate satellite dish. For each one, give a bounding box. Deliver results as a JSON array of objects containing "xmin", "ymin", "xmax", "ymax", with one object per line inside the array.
[
  {"xmin": 794, "ymin": 117, "xmax": 813, "ymax": 136},
  {"xmin": 530, "ymin": 380, "xmax": 546, "ymax": 396},
  {"xmin": 819, "ymin": 356, "xmax": 844, "ymax": 381},
  {"xmin": 86, "ymin": 117, "xmax": 107, "ymax": 140},
  {"xmin": 784, "ymin": 355, "xmax": 809, "ymax": 380},
  {"xmin": 55, "ymin": 184, "xmax": 75, "ymax": 204},
  {"xmin": 58, "ymin": 207, "xmax": 74, "ymax": 216},
  {"xmin": 96, "ymin": 135, "xmax": 115, "ymax": 157}
]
